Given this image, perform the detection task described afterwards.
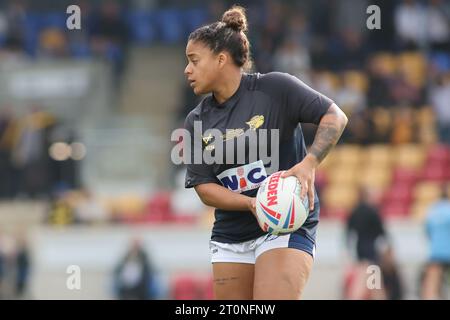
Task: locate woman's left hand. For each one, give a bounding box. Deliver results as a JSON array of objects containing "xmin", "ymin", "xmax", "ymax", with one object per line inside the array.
[{"xmin": 281, "ymin": 154, "xmax": 319, "ymax": 211}]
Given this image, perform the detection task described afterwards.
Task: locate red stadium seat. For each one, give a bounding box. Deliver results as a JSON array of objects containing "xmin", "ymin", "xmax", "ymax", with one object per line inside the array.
[
  {"xmin": 391, "ymin": 167, "xmax": 418, "ymax": 185},
  {"xmin": 383, "ymin": 183, "xmax": 413, "ymax": 204},
  {"xmin": 171, "ymin": 274, "xmax": 203, "ymax": 300},
  {"xmin": 322, "ymin": 207, "xmax": 350, "ymax": 221},
  {"xmin": 144, "ymin": 191, "xmax": 174, "ymax": 223},
  {"xmin": 420, "ymin": 163, "xmax": 448, "ymax": 182},
  {"xmin": 201, "ymin": 275, "xmax": 214, "ymax": 300},
  {"xmin": 427, "ymin": 144, "xmax": 450, "ymax": 163},
  {"xmin": 381, "ymin": 201, "xmax": 410, "ymax": 219},
  {"xmin": 168, "ymin": 214, "xmax": 198, "ymax": 225}
]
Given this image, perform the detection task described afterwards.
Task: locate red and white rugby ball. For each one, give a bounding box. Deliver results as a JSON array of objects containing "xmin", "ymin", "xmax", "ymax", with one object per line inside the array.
[{"xmin": 255, "ymin": 171, "xmax": 309, "ymax": 235}]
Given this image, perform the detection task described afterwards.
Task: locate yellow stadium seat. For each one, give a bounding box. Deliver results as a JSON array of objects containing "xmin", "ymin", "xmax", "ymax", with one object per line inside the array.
[
  {"xmin": 372, "ymin": 108, "xmax": 393, "ymax": 136},
  {"xmin": 359, "ymin": 166, "xmax": 392, "ymax": 190},
  {"xmin": 413, "ymin": 182, "xmax": 442, "ymax": 204},
  {"xmin": 397, "ymin": 52, "xmax": 427, "ymax": 88},
  {"xmin": 372, "ymin": 52, "xmax": 397, "ymax": 76},
  {"xmin": 321, "ymin": 72, "xmax": 340, "ymax": 91},
  {"xmin": 416, "ymin": 107, "xmax": 438, "ymax": 145},
  {"xmin": 322, "ymin": 184, "xmax": 359, "ymax": 211},
  {"xmin": 416, "ymin": 106, "xmax": 436, "ymax": 126},
  {"xmin": 333, "ymin": 144, "xmax": 363, "ymax": 167},
  {"xmin": 411, "ymin": 201, "xmax": 434, "ymax": 222},
  {"xmin": 343, "ymin": 71, "xmax": 369, "ymax": 93},
  {"xmin": 393, "ymin": 144, "xmax": 426, "ymax": 170},
  {"xmin": 112, "ymin": 194, "xmax": 146, "ymax": 216},
  {"xmin": 327, "ymin": 164, "xmax": 360, "ymax": 186},
  {"xmin": 391, "ymin": 107, "xmax": 415, "ymax": 145},
  {"xmin": 364, "ymin": 145, "xmax": 394, "ymax": 167}
]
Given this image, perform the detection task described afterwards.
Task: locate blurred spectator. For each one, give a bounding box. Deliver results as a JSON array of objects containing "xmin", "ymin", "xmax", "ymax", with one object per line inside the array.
[
  {"xmin": 395, "ymin": 0, "xmax": 426, "ymax": 50},
  {"xmin": 48, "ymin": 125, "xmax": 82, "ymax": 193},
  {"xmin": 394, "ymin": 0, "xmax": 449, "ymax": 51},
  {"xmin": 253, "ymin": 34, "xmax": 275, "ymax": 74},
  {"xmin": 334, "ymin": 0, "xmax": 369, "ymax": 40},
  {"xmin": 113, "ymin": 238, "xmax": 156, "ymax": 300},
  {"xmin": 379, "ymin": 244, "xmax": 404, "ymax": 300},
  {"xmin": 0, "ymin": 0, "xmax": 28, "ymax": 66},
  {"xmin": 38, "ymin": 28, "xmax": 68, "ymax": 58},
  {"xmin": 345, "ymin": 187, "xmax": 388, "ymax": 299},
  {"xmin": 390, "ymin": 70, "xmax": 424, "ymax": 107},
  {"xmin": 14, "ymin": 234, "xmax": 30, "ymax": 299},
  {"xmin": 1, "ymin": 0, "xmax": 27, "ymax": 53},
  {"xmin": 309, "ymin": 0, "xmax": 333, "ymax": 69},
  {"xmin": 391, "ymin": 107, "xmax": 415, "ymax": 144},
  {"xmin": 330, "ymin": 29, "xmax": 367, "ymax": 71},
  {"xmin": 0, "ymin": 231, "xmax": 30, "ymax": 299},
  {"xmin": 366, "ymin": 54, "xmax": 396, "ymax": 108},
  {"xmin": 334, "ymin": 73, "xmax": 367, "ymax": 116},
  {"xmin": 429, "ymin": 72, "xmax": 450, "ymax": 144},
  {"xmin": 0, "ymin": 233, "xmax": 4, "ymax": 299},
  {"xmin": 273, "ymin": 36, "xmax": 311, "ymax": 82},
  {"xmin": 0, "ymin": 107, "xmax": 15, "ymax": 198},
  {"xmin": 346, "ymin": 187, "xmax": 386, "ymax": 264},
  {"xmin": 426, "ymin": 0, "xmax": 450, "ymax": 52},
  {"xmin": 285, "ymin": 11, "xmax": 310, "ymax": 48},
  {"xmin": 10, "ymin": 107, "xmax": 55, "ymax": 199},
  {"xmin": 90, "ymin": 0, "xmax": 130, "ymax": 83},
  {"xmin": 341, "ymin": 109, "xmax": 376, "ymax": 145},
  {"xmin": 366, "ymin": 0, "xmax": 397, "ymax": 52},
  {"xmin": 421, "ymin": 183, "xmax": 450, "ymax": 299},
  {"xmin": 261, "ymin": 0, "xmax": 286, "ymax": 50}
]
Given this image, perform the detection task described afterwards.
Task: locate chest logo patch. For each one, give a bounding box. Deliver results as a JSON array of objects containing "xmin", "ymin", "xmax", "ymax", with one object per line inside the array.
[
  {"xmin": 202, "ymin": 115, "xmax": 265, "ymax": 152},
  {"xmin": 246, "ymin": 115, "xmax": 264, "ymax": 130}
]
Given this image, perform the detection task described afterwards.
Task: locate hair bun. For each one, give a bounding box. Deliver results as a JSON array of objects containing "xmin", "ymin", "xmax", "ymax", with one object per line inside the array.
[{"xmin": 222, "ymin": 6, "xmax": 248, "ymax": 32}]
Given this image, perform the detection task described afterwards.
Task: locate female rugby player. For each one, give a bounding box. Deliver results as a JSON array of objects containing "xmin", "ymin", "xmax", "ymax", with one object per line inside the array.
[{"xmin": 183, "ymin": 6, "xmax": 348, "ymax": 300}]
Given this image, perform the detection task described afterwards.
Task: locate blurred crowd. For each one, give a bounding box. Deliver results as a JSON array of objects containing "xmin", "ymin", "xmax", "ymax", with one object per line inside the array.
[
  {"xmin": 0, "ymin": 0, "xmax": 448, "ymax": 142},
  {"xmin": 0, "ymin": 232, "xmax": 30, "ymax": 299},
  {"xmin": 113, "ymin": 237, "xmax": 159, "ymax": 300},
  {"xmin": 344, "ymin": 183, "xmax": 450, "ymax": 300},
  {"xmin": 0, "ymin": 0, "xmax": 130, "ymax": 83},
  {"xmin": 0, "ymin": 107, "xmax": 80, "ymax": 201},
  {"xmin": 178, "ymin": 0, "xmax": 450, "ymax": 147}
]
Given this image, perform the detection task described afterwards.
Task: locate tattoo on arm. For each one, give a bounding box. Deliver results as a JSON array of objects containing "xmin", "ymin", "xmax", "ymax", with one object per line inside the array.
[
  {"xmin": 309, "ymin": 106, "xmax": 347, "ymax": 163},
  {"xmin": 213, "ymin": 277, "xmax": 239, "ymax": 286}
]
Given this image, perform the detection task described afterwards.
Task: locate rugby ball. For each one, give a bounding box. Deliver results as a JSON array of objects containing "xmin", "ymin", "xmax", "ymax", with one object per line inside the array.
[{"xmin": 255, "ymin": 171, "xmax": 309, "ymax": 235}]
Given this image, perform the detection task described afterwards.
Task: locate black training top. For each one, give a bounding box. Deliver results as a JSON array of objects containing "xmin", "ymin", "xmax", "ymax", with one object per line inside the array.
[{"xmin": 184, "ymin": 72, "xmax": 334, "ymax": 243}]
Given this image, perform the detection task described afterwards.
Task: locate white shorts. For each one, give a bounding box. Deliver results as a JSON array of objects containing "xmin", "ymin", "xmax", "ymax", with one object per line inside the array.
[{"xmin": 210, "ymin": 233, "xmax": 316, "ymax": 264}]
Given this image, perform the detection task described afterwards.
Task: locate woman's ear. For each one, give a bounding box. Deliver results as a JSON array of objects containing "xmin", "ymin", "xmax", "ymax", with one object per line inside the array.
[{"xmin": 217, "ymin": 52, "xmax": 228, "ymax": 68}]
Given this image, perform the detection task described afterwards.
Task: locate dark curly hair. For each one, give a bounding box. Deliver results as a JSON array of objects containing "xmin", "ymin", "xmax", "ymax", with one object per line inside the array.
[{"xmin": 188, "ymin": 5, "xmax": 252, "ymax": 71}]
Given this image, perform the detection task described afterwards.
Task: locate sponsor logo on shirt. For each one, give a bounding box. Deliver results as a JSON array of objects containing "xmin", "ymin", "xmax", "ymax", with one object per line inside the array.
[
  {"xmin": 217, "ymin": 160, "xmax": 267, "ymax": 193},
  {"xmin": 171, "ymin": 117, "xmax": 280, "ymax": 173},
  {"xmin": 201, "ymin": 115, "xmax": 265, "ymax": 152},
  {"xmin": 246, "ymin": 115, "xmax": 264, "ymax": 130},
  {"xmin": 222, "ymin": 128, "xmax": 245, "ymax": 141}
]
